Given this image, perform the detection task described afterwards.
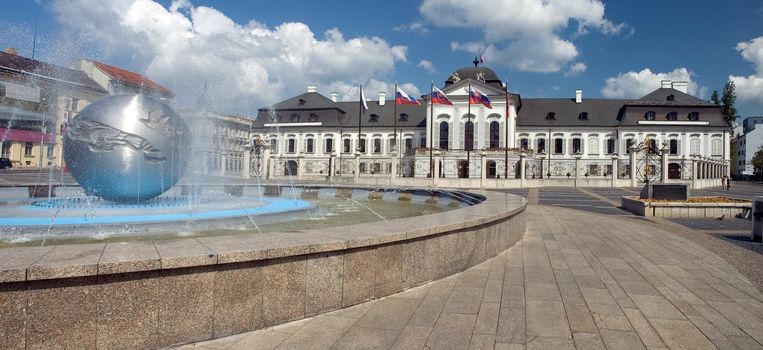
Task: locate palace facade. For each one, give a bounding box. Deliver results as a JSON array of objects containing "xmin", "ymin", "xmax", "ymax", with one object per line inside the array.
[{"xmin": 254, "ymin": 66, "xmax": 730, "ymax": 188}]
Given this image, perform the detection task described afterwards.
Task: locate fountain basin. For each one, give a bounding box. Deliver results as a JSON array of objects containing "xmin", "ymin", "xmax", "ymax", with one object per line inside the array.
[{"xmin": 0, "ymin": 189, "xmax": 526, "ymax": 350}]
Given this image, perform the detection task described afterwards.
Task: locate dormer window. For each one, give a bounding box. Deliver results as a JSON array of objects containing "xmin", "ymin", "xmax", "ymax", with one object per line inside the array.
[
  {"xmin": 290, "ymin": 113, "xmax": 300, "ymax": 122},
  {"xmin": 644, "ymin": 111, "xmax": 656, "ymax": 120},
  {"xmin": 369, "ymin": 114, "xmax": 379, "ymax": 123},
  {"xmin": 399, "ymin": 113, "xmax": 409, "ymax": 121},
  {"xmin": 546, "ymin": 112, "xmax": 556, "ymax": 120},
  {"xmin": 688, "ymin": 111, "xmax": 699, "ymax": 121},
  {"xmin": 666, "ymin": 94, "xmax": 675, "ymax": 102},
  {"xmin": 308, "ymin": 113, "xmax": 319, "ymax": 122},
  {"xmin": 666, "ymin": 111, "xmax": 678, "ymax": 121},
  {"xmin": 578, "ymin": 112, "xmax": 589, "ymax": 120},
  {"xmin": 298, "ymin": 98, "xmax": 306, "ymax": 105}
]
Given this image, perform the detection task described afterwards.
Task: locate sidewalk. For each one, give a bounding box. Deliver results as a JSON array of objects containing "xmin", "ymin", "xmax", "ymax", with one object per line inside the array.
[{"xmin": 174, "ymin": 205, "xmax": 763, "ymax": 350}]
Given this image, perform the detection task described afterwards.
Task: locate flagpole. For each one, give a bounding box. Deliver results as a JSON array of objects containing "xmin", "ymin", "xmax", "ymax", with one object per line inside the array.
[
  {"xmin": 467, "ymin": 80, "xmax": 471, "ymax": 178},
  {"xmin": 505, "ymin": 80, "xmax": 509, "ymax": 179},
  {"xmin": 429, "ymin": 81, "xmax": 434, "ymax": 178},
  {"xmin": 393, "ymin": 82, "xmax": 398, "ymax": 177},
  {"xmin": 358, "ymin": 85, "xmax": 363, "ymax": 153}
]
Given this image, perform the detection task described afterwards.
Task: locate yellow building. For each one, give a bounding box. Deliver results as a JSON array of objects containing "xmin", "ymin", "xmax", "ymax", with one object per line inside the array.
[{"xmin": 0, "ymin": 48, "xmax": 106, "ymax": 169}]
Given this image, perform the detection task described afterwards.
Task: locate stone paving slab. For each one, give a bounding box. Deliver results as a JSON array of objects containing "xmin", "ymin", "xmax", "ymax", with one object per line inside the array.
[{"xmin": 172, "ymin": 205, "xmax": 763, "ymax": 350}]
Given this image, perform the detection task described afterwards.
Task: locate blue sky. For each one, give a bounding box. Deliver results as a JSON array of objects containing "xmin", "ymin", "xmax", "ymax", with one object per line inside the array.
[{"xmin": 1, "ymin": 0, "xmax": 762, "ymax": 120}]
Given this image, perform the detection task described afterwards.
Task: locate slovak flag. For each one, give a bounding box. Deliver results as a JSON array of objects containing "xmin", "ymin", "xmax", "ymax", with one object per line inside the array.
[
  {"xmin": 395, "ymin": 86, "xmax": 420, "ymax": 105},
  {"xmin": 469, "ymin": 86, "xmax": 492, "ymax": 109},
  {"xmin": 360, "ymin": 85, "xmax": 369, "ymax": 111},
  {"xmin": 431, "ymin": 86, "xmax": 453, "ymax": 106}
]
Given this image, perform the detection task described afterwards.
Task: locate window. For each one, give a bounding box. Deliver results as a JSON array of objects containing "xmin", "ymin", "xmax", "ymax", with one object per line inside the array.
[
  {"xmin": 667, "ymin": 94, "xmax": 675, "ymax": 101},
  {"xmin": 306, "ymin": 138, "xmax": 314, "ymax": 153},
  {"xmin": 688, "ymin": 139, "xmax": 699, "ymax": 155},
  {"xmin": 47, "ymin": 144, "xmax": 54, "ymax": 158},
  {"xmin": 626, "ymin": 138, "xmax": 634, "ymax": 153},
  {"xmin": 607, "ymin": 139, "xmax": 615, "ymax": 154},
  {"xmin": 399, "ymin": 113, "xmax": 409, "ymax": 121},
  {"xmin": 554, "ymin": 138, "xmax": 563, "ymax": 154},
  {"xmin": 669, "ymin": 139, "xmax": 678, "ymax": 155},
  {"xmin": 359, "ymin": 138, "xmax": 366, "ymax": 153},
  {"xmin": 270, "ymin": 138, "xmax": 278, "ymax": 154},
  {"xmin": 688, "ymin": 111, "xmax": 699, "ymax": 121},
  {"xmin": 0, "ymin": 82, "xmax": 5, "ymax": 97},
  {"xmin": 667, "ymin": 112, "xmax": 678, "ymax": 121},
  {"xmin": 405, "ymin": 138, "xmax": 413, "ymax": 152},
  {"xmin": 711, "ymin": 139, "xmax": 722, "ymax": 156},
  {"xmin": 308, "ymin": 113, "xmax": 319, "ymax": 122},
  {"xmin": 1, "ymin": 142, "xmax": 10, "ymax": 157},
  {"xmin": 588, "ymin": 138, "xmax": 598, "ymax": 155},
  {"xmin": 546, "ymin": 112, "xmax": 556, "ymax": 120},
  {"xmin": 70, "ymin": 98, "xmax": 79, "ymax": 112},
  {"xmin": 644, "ymin": 111, "xmax": 656, "ymax": 120},
  {"xmin": 578, "ymin": 112, "xmax": 589, "ymax": 120},
  {"xmin": 572, "ymin": 138, "xmax": 582, "ymax": 154},
  {"xmin": 287, "ymin": 139, "xmax": 296, "ymax": 153},
  {"xmin": 439, "ymin": 122, "xmax": 449, "ymax": 149},
  {"xmin": 520, "ymin": 138, "xmax": 529, "ymax": 150},
  {"xmin": 343, "ymin": 139, "xmax": 351, "ymax": 153},
  {"xmin": 489, "ymin": 121, "xmax": 500, "ymax": 148},
  {"xmin": 369, "ymin": 114, "xmax": 379, "ymax": 123},
  {"xmin": 537, "ymin": 139, "xmax": 546, "ymax": 154},
  {"xmin": 325, "ymin": 138, "xmax": 333, "ymax": 153},
  {"xmin": 464, "ymin": 121, "xmax": 474, "ymax": 151},
  {"xmin": 645, "ymin": 138, "xmax": 657, "ymax": 154},
  {"xmin": 290, "ymin": 114, "xmax": 300, "ymax": 122},
  {"xmin": 24, "ymin": 142, "xmax": 33, "ymax": 156},
  {"xmin": 373, "ymin": 138, "xmax": 381, "ymax": 153}
]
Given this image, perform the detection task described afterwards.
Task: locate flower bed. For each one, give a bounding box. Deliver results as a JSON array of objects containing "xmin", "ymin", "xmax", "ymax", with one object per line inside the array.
[{"xmin": 621, "ymin": 196, "xmax": 752, "ymax": 218}]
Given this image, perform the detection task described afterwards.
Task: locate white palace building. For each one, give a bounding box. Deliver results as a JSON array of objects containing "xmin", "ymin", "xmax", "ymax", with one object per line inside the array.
[{"xmin": 253, "ymin": 65, "xmax": 731, "ymax": 189}]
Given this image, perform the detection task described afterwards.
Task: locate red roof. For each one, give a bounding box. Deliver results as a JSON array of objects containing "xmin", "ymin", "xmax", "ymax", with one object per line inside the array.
[{"xmin": 92, "ymin": 60, "xmax": 173, "ymax": 97}]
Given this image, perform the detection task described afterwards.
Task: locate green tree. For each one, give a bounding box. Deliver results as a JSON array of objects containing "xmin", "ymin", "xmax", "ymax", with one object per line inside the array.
[
  {"xmin": 752, "ymin": 145, "xmax": 763, "ymax": 181},
  {"xmin": 721, "ymin": 81, "xmax": 738, "ymax": 127},
  {"xmin": 710, "ymin": 90, "xmax": 720, "ymax": 105}
]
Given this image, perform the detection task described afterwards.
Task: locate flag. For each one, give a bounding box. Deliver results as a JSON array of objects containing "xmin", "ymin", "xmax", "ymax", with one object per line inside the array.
[
  {"xmin": 469, "ymin": 86, "xmax": 492, "ymax": 109},
  {"xmin": 395, "ymin": 86, "xmax": 420, "ymax": 105},
  {"xmin": 431, "ymin": 86, "xmax": 453, "ymax": 106},
  {"xmin": 360, "ymin": 85, "xmax": 368, "ymax": 112},
  {"xmin": 479, "ymin": 52, "xmax": 484, "ymax": 64}
]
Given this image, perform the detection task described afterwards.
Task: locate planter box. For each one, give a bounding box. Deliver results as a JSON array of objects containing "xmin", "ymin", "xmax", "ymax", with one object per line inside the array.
[{"xmin": 621, "ymin": 196, "xmax": 751, "ymax": 218}]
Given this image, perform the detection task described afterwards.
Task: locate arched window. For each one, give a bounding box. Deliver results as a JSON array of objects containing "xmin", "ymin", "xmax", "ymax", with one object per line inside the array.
[
  {"xmin": 464, "ymin": 120, "xmax": 474, "ymax": 151},
  {"xmin": 489, "ymin": 121, "xmax": 500, "ymax": 148},
  {"xmin": 439, "ymin": 122, "xmax": 449, "ymax": 149}
]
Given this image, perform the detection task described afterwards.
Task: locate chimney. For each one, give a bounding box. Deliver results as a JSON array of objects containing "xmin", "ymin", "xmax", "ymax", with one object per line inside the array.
[
  {"xmin": 307, "ymin": 85, "xmax": 318, "ymax": 93},
  {"xmin": 330, "ymin": 92, "xmax": 338, "ymax": 102},
  {"xmin": 4, "ymin": 47, "xmax": 18, "ymax": 55},
  {"xmin": 575, "ymin": 89, "xmax": 582, "ymax": 104},
  {"xmin": 672, "ymin": 81, "xmax": 688, "ymax": 94},
  {"xmin": 660, "ymin": 80, "xmax": 672, "ymax": 89},
  {"xmin": 378, "ymin": 91, "xmax": 386, "ymax": 106}
]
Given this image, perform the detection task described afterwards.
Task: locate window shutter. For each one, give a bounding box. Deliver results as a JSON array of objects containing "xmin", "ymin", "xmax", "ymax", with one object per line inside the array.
[
  {"xmin": 676, "ymin": 140, "xmax": 681, "ymax": 156},
  {"xmin": 499, "ymin": 121, "xmax": 505, "ymax": 148},
  {"xmin": 483, "ymin": 122, "xmax": 490, "ymax": 148}
]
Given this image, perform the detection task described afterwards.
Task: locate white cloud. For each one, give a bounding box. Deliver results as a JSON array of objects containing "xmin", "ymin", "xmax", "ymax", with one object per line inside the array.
[
  {"xmin": 393, "ymin": 21, "xmax": 430, "ymax": 36},
  {"xmin": 417, "ymin": 60, "xmax": 436, "ymax": 74},
  {"xmin": 50, "ymin": 0, "xmax": 411, "ymax": 115},
  {"xmin": 564, "ymin": 62, "xmax": 587, "ymax": 77},
  {"xmin": 601, "ymin": 68, "xmax": 702, "ymax": 98},
  {"xmin": 730, "ymin": 36, "xmax": 763, "ymax": 107},
  {"xmin": 421, "ymin": 0, "xmax": 628, "ymax": 73},
  {"xmin": 326, "ymin": 79, "xmax": 422, "ymax": 102}
]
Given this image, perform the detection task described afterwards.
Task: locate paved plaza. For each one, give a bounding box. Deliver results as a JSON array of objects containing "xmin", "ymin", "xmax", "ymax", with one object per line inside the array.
[{"xmin": 173, "ymin": 203, "xmax": 763, "ymax": 350}]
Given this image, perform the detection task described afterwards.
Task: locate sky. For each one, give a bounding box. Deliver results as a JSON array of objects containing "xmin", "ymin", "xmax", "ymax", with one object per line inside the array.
[{"xmin": 1, "ymin": 0, "xmax": 762, "ymax": 123}]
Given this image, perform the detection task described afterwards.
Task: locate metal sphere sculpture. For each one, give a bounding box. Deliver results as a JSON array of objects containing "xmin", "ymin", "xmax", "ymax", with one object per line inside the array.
[{"xmin": 63, "ymin": 95, "xmax": 190, "ymax": 203}]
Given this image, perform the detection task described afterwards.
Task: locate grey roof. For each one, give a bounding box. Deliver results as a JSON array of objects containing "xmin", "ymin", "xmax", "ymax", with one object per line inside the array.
[
  {"xmin": 517, "ymin": 98, "xmax": 628, "ymax": 127},
  {"xmin": 444, "ymin": 67, "xmax": 504, "ymax": 90},
  {"xmin": 0, "ymin": 51, "xmax": 107, "ymax": 93},
  {"xmin": 267, "ymin": 92, "xmax": 342, "ymax": 111},
  {"xmin": 254, "ymin": 92, "xmax": 426, "ymax": 130},
  {"xmin": 627, "ymin": 88, "xmax": 715, "ymax": 106}
]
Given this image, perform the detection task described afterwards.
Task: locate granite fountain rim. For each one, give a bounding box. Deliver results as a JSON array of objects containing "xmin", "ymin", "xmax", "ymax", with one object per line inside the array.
[{"xmin": 0, "ymin": 188, "xmax": 526, "ymax": 282}]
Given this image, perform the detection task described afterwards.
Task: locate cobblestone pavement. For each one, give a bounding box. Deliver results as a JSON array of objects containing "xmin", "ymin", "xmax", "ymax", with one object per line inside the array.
[{"xmin": 173, "ymin": 205, "xmax": 763, "ymax": 350}]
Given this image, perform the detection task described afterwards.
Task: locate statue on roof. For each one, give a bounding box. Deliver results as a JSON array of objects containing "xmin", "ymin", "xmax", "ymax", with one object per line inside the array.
[
  {"xmin": 476, "ymin": 71, "xmax": 486, "ymax": 83},
  {"xmin": 450, "ymin": 71, "xmax": 461, "ymax": 82}
]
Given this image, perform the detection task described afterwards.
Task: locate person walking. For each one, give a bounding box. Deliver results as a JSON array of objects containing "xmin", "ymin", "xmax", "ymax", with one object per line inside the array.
[{"xmin": 726, "ymin": 177, "xmax": 731, "ymax": 191}]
